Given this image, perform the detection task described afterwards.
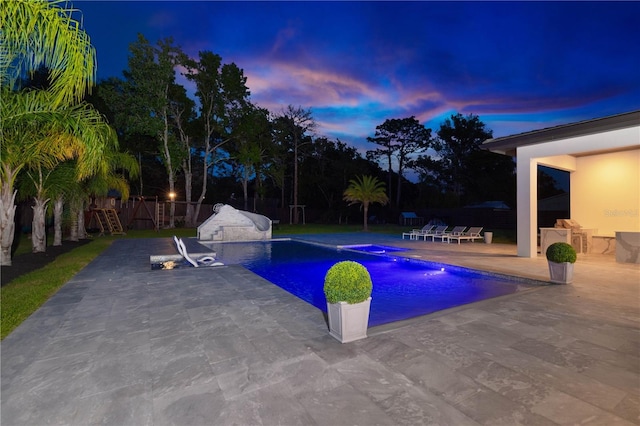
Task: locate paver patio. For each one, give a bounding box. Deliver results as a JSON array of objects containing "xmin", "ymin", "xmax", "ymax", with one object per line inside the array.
[{"xmin": 1, "ymin": 234, "xmax": 638, "ymax": 425}]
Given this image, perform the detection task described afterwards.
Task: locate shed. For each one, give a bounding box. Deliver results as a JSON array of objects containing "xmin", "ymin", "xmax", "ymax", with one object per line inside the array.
[{"xmin": 399, "ymin": 212, "xmax": 424, "ymax": 226}]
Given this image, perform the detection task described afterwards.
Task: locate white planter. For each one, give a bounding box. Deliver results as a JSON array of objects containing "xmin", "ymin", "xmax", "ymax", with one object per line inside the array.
[
  {"xmin": 326, "ymin": 297, "xmax": 371, "ymax": 343},
  {"xmin": 548, "ymin": 261, "xmax": 574, "ymax": 284},
  {"xmin": 484, "ymin": 232, "xmax": 493, "ymax": 244}
]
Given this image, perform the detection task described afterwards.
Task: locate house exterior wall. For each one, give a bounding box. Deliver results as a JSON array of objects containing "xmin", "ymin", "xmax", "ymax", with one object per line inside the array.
[{"xmin": 572, "ymin": 149, "xmax": 640, "ymax": 236}]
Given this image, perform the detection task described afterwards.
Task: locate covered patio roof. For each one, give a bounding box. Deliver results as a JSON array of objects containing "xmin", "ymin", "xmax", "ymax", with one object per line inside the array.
[
  {"xmin": 483, "ymin": 110, "xmax": 639, "ymax": 157},
  {"xmin": 483, "ymin": 110, "xmax": 640, "ymax": 258}
]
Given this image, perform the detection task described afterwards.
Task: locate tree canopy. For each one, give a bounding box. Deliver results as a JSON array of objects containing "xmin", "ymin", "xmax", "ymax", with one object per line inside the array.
[
  {"xmin": 413, "ymin": 113, "xmax": 514, "ymax": 207},
  {"xmin": 366, "ymin": 116, "xmax": 431, "ymax": 208}
]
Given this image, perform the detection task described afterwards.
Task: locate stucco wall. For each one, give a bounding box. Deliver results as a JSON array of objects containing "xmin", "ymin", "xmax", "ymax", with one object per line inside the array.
[{"xmin": 571, "ymin": 149, "xmax": 640, "ymax": 236}]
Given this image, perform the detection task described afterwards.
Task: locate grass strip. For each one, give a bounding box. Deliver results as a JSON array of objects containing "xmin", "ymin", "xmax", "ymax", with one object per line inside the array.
[{"xmin": 1, "ymin": 237, "xmax": 114, "ymax": 340}]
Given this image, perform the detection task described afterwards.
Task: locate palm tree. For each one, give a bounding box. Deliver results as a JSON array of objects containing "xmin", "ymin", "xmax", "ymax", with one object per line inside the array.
[
  {"xmin": 1, "ymin": 0, "xmax": 113, "ymax": 264},
  {"xmin": 343, "ymin": 175, "xmax": 389, "ymax": 232},
  {"xmin": 26, "ymin": 148, "xmax": 138, "ymax": 247}
]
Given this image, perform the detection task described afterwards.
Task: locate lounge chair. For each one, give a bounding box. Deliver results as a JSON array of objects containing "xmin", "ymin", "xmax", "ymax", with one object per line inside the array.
[
  {"xmin": 422, "ymin": 225, "xmax": 449, "ymax": 241},
  {"xmin": 446, "ymin": 227, "xmax": 484, "ymax": 244},
  {"xmin": 402, "ymin": 224, "xmax": 436, "ymax": 240},
  {"xmin": 174, "ymin": 236, "xmax": 223, "ymax": 267},
  {"xmin": 433, "ymin": 226, "xmax": 467, "ymax": 242}
]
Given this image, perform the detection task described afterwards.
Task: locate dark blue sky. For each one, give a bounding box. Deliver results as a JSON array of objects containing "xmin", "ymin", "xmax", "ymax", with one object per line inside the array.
[{"xmin": 74, "ymin": 1, "xmax": 640, "ymax": 151}]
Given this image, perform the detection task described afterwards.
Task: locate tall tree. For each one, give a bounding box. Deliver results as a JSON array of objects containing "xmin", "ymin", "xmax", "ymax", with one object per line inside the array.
[
  {"xmin": 1, "ymin": 0, "xmax": 115, "ymax": 264},
  {"xmin": 274, "ymin": 105, "xmax": 315, "ymax": 224},
  {"xmin": 124, "ymin": 34, "xmax": 183, "ymax": 228},
  {"xmin": 366, "ymin": 116, "xmax": 431, "ymax": 208},
  {"xmin": 228, "ymin": 105, "xmax": 272, "ymax": 211},
  {"xmin": 343, "ymin": 175, "xmax": 389, "ymax": 232},
  {"xmin": 417, "ymin": 113, "xmax": 495, "ymax": 206},
  {"xmin": 167, "ymin": 82, "xmax": 197, "ymax": 225},
  {"xmin": 182, "ymin": 51, "xmax": 251, "ymax": 222},
  {"xmin": 264, "ymin": 130, "xmax": 288, "ymax": 211}
]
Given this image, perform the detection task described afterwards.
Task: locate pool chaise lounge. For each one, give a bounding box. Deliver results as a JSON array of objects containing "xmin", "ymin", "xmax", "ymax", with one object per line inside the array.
[
  {"xmin": 173, "ymin": 236, "xmax": 224, "ymax": 267},
  {"xmin": 432, "ymin": 226, "xmax": 467, "ymax": 242},
  {"xmin": 421, "ymin": 225, "xmax": 449, "ymax": 241},
  {"xmin": 402, "ymin": 224, "xmax": 436, "ymax": 240},
  {"xmin": 446, "ymin": 227, "xmax": 484, "ymax": 244}
]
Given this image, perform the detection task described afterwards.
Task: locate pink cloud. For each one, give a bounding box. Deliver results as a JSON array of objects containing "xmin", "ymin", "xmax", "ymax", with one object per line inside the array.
[{"xmin": 245, "ymin": 61, "xmax": 389, "ymax": 112}]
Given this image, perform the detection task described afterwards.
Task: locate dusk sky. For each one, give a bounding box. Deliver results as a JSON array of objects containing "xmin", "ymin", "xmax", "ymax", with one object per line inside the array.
[{"xmin": 74, "ymin": 1, "xmax": 640, "ymax": 152}]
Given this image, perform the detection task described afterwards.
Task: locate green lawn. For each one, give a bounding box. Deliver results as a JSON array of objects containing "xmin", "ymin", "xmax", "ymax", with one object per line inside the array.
[{"xmin": 1, "ymin": 224, "xmax": 515, "ymax": 340}]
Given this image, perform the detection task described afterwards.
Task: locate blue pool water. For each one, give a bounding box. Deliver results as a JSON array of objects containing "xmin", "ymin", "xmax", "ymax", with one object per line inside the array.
[
  {"xmin": 341, "ymin": 244, "xmax": 409, "ymax": 254},
  {"xmin": 204, "ymin": 240, "xmax": 529, "ymax": 327}
]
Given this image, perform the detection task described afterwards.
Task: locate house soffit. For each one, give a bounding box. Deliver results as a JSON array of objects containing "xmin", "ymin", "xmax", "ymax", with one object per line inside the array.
[{"xmin": 482, "ymin": 110, "xmax": 640, "ymax": 157}]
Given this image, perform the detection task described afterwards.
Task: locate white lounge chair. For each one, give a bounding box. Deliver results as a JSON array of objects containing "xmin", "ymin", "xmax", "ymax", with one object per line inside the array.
[
  {"xmin": 422, "ymin": 225, "xmax": 449, "ymax": 241},
  {"xmin": 433, "ymin": 226, "xmax": 467, "ymax": 242},
  {"xmin": 402, "ymin": 224, "xmax": 436, "ymax": 240},
  {"xmin": 446, "ymin": 227, "xmax": 484, "ymax": 244},
  {"xmin": 174, "ymin": 236, "xmax": 223, "ymax": 267}
]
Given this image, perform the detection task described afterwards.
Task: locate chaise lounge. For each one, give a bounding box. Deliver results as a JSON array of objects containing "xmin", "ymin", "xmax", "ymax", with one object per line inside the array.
[
  {"xmin": 402, "ymin": 225, "xmax": 436, "ymax": 240},
  {"xmin": 421, "ymin": 225, "xmax": 450, "ymax": 241},
  {"xmin": 173, "ymin": 236, "xmax": 224, "ymax": 267},
  {"xmin": 433, "ymin": 226, "xmax": 468, "ymax": 242},
  {"xmin": 446, "ymin": 227, "xmax": 484, "ymax": 244}
]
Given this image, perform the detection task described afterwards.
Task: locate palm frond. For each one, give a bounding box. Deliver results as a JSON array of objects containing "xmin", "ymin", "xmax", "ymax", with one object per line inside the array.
[
  {"xmin": 0, "ymin": 0, "xmax": 96, "ymax": 107},
  {"xmin": 343, "ymin": 175, "xmax": 389, "ymax": 206}
]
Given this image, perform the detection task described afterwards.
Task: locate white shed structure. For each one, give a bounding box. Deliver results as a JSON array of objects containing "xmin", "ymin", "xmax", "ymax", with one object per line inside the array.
[{"xmin": 483, "ymin": 110, "xmax": 640, "ymax": 260}]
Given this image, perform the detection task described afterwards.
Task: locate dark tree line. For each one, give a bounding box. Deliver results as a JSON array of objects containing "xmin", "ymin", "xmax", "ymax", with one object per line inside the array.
[{"xmin": 88, "ymin": 35, "xmax": 517, "ymax": 225}]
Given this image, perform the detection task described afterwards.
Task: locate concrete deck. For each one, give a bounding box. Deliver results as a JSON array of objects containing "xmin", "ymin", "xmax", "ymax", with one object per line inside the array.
[{"xmin": 1, "ymin": 234, "xmax": 638, "ymax": 425}]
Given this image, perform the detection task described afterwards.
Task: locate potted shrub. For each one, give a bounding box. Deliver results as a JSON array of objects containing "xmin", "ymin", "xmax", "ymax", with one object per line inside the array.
[
  {"xmin": 323, "ymin": 261, "xmax": 373, "ymax": 343},
  {"xmin": 545, "ymin": 242, "xmax": 577, "ymax": 284}
]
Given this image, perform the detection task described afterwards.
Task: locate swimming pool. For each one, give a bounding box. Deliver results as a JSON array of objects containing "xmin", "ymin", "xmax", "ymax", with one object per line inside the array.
[
  {"xmin": 341, "ymin": 244, "xmax": 409, "ymax": 254},
  {"xmin": 202, "ymin": 240, "xmax": 532, "ymax": 327}
]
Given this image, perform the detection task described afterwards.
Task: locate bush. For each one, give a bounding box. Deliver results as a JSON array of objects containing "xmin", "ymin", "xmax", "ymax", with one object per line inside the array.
[
  {"xmin": 323, "ymin": 261, "xmax": 373, "ymax": 304},
  {"xmin": 545, "ymin": 242, "xmax": 577, "ymax": 264}
]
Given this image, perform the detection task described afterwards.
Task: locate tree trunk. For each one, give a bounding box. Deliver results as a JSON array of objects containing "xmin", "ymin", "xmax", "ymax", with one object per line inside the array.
[
  {"xmin": 280, "ymin": 182, "xmax": 285, "ymax": 211},
  {"xmin": 138, "ymin": 152, "xmax": 144, "ymax": 197},
  {"xmin": 396, "ymin": 171, "xmax": 402, "ymax": 208},
  {"xmin": 242, "ymin": 165, "xmax": 250, "ymax": 211},
  {"xmin": 53, "ymin": 195, "xmax": 63, "ymax": 246},
  {"xmin": 293, "ymin": 137, "xmax": 299, "ymax": 224},
  {"xmin": 194, "ymin": 140, "xmax": 211, "ymax": 229},
  {"xmin": 31, "ymin": 197, "xmax": 49, "ymax": 253},
  {"xmin": 0, "ymin": 184, "xmax": 17, "ymax": 266},
  {"xmin": 194, "ymin": 155, "xmax": 208, "ymax": 229},
  {"xmin": 162, "ymin": 106, "xmax": 176, "ymax": 229},
  {"xmin": 363, "ymin": 203, "xmax": 369, "ymax": 232},
  {"xmin": 387, "ymin": 154, "xmax": 393, "ymax": 207},
  {"xmin": 184, "ymin": 169, "xmax": 194, "ymax": 227},
  {"xmin": 68, "ymin": 199, "xmax": 80, "ymax": 242},
  {"xmin": 77, "ymin": 201, "xmax": 88, "ymax": 239}
]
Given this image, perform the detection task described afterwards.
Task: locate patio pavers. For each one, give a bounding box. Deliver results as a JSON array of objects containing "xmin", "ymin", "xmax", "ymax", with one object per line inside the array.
[{"xmin": 1, "ymin": 235, "xmax": 638, "ymax": 425}]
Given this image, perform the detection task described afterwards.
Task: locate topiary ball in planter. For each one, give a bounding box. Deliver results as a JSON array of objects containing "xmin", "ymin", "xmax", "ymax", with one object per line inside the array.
[
  {"xmin": 324, "ymin": 261, "xmax": 373, "ymax": 343},
  {"xmin": 324, "ymin": 261, "xmax": 373, "ymax": 304},
  {"xmin": 545, "ymin": 242, "xmax": 577, "ymax": 264},
  {"xmin": 545, "ymin": 242, "xmax": 576, "ymax": 284}
]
